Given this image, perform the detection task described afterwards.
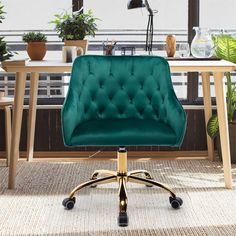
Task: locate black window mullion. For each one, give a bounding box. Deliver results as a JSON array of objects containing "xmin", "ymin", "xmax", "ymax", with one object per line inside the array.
[
  {"xmin": 72, "ymin": 0, "xmax": 83, "ymax": 12},
  {"xmin": 188, "ymin": 0, "xmax": 200, "ymax": 104}
]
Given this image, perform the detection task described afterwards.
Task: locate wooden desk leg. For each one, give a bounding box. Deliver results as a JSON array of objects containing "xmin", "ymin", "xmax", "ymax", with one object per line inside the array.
[
  {"xmin": 5, "ymin": 106, "xmax": 12, "ymax": 167},
  {"xmin": 26, "ymin": 72, "xmax": 39, "ymax": 162},
  {"xmin": 8, "ymin": 72, "xmax": 26, "ymax": 189},
  {"xmin": 213, "ymin": 72, "xmax": 232, "ymax": 189},
  {"xmin": 201, "ymin": 72, "xmax": 215, "ymax": 161}
]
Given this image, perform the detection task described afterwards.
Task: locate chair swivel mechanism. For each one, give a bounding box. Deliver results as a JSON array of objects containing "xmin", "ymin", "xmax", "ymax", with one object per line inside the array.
[{"xmin": 61, "ymin": 55, "xmax": 187, "ymax": 227}]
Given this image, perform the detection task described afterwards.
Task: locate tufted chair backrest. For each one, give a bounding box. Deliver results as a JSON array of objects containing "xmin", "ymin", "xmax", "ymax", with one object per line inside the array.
[
  {"xmin": 67, "ymin": 55, "xmax": 173, "ymax": 121},
  {"xmin": 62, "ymin": 55, "xmax": 186, "ymax": 145}
]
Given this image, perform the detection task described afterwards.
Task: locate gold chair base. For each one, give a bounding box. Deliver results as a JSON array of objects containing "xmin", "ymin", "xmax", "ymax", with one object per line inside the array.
[{"xmin": 63, "ymin": 147, "xmax": 181, "ymax": 227}]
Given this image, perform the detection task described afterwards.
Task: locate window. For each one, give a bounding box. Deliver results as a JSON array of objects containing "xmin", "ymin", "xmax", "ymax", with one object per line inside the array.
[
  {"xmin": 200, "ymin": 0, "xmax": 236, "ymax": 30},
  {"xmin": 0, "ymin": 0, "xmax": 72, "ymax": 104},
  {"xmin": 84, "ymin": 0, "xmax": 187, "ymax": 30},
  {"xmin": 3, "ymin": 0, "xmax": 221, "ymax": 104},
  {"xmin": 1, "ymin": 0, "xmax": 72, "ymax": 30},
  {"xmin": 198, "ymin": 0, "xmax": 236, "ymax": 100},
  {"xmin": 84, "ymin": 0, "xmax": 188, "ymax": 100}
]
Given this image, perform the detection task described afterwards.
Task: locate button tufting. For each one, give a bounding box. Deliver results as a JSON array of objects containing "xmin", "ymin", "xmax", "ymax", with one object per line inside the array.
[
  {"xmin": 98, "ymin": 109, "xmax": 104, "ymax": 115},
  {"xmin": 147, "ymin": 96, "xmax": 152, "ymax": 103},
  {"xmin": 139, "ymin": 110, "xmax": 144, "ymax": 116},
  {"xmin": 140, "ymin": 83, "xmax": 144, "ymax": 89}
]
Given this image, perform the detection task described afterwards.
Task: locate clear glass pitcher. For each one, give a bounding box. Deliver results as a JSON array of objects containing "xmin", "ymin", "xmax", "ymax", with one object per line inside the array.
[{"xmin": 191, "ymin": 27, "xmax": 214, "ymax": 58}]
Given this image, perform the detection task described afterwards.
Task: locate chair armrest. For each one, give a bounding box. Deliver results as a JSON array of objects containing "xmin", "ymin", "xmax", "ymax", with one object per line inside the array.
[
  {"xmin": 165, "ymin": 90, "xmax": 187, "ymax": 146},
  {"xmin": 61, "ymin": 89, "xmax": 82, "ymax": 146}
]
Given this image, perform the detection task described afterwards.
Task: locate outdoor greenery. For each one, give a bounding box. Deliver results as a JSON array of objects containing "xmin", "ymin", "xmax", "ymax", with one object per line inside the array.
[
  {"xmin": 22, "ymin": 32, "xmax": 47, "ymax": 43},
  {"xmin": 0, "ymin": 1, "xmax": 5, "ymax": 23},
  {"xmin": 0, "ymin": 1, "xmax": 13, "ymax": 61},
  {"xmin": 207, "ymin": 34, "xmax": 236, "ymax": 139},
  {"xmin": 50, "ymin": 9, "xmax": 98, "ymax": 40}
]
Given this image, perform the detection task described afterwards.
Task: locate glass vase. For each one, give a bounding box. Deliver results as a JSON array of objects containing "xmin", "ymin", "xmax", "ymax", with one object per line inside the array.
[{"xmin": 191, "ymin": 27, "xmax": 214, "ymax": 58}]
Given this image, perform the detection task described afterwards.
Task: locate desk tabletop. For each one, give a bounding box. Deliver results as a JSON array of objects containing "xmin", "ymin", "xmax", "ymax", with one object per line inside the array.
[
  {"xmin": 168, "ymin": 59, "xmax": 236, "ymax": 72},
  {"xmin": 1, "ymin": 56, "xmax": 236, "ymax": 73}
]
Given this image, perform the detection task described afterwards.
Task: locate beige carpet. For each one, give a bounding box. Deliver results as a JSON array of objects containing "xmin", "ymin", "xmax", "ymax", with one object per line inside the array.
[{"xmin": 0, "ymin": 159, "xmax": 236, "ymax": 236}]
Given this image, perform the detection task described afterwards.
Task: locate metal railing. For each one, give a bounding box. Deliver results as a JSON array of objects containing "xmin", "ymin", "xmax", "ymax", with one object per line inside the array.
[
  {"xmin": 1, "ymin": 28, "xmax": 235, "ymax": 104},
  {"xmin": 1, "ymin": 28, "xmax": 188, "ymax": 51}
]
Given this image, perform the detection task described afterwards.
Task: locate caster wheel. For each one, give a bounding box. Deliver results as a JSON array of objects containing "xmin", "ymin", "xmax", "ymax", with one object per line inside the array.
[
  {"xmin": 62, "ymin": 197, "xmax": 76, "ymax": 210},
  {"xmin": 169, "ymin": 196, "xmax": 183, "ymax": 209},
  {"xmin": 118, "ymin": 212, "xmax": 129, "ymax": 227},
  {"xmin": 145, "ymin": 178, "xmax": 154, "ymax": 187},
  {"xmin": 90, "ymin": 178, "xmax": 97, "ymax": 188}
]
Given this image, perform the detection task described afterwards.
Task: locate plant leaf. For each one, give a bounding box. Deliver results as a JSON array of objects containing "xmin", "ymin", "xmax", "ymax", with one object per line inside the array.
[
  {"xmin": 212, "ymin": 34, "xmax": 236, "ymax": 63},
  {"xmin": 207, "ymin": 114, "xmax": 219, "ymax": 139}
]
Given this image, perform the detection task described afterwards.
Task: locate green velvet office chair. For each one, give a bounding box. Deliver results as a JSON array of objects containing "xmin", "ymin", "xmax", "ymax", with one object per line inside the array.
[{"xmin": 61, "ymin": 55, "xmax": 187, "ymax": 227}]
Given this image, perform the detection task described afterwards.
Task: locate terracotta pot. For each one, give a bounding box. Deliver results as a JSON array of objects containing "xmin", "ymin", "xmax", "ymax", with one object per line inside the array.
[
  {"xmin": 64, "ymin": 40, "xmax": 88, "ymax": 55},
  {"xmin": 26, "ymin": 42, "xmax": 47, "ymax": 60}
]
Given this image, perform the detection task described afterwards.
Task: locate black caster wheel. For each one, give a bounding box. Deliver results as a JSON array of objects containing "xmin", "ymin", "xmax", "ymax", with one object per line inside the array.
[
  {"xmin": 62, "ymin": 197, "xmax": 76, "ymax": 210},
  {"xmin": 118, "ymin": 212, "xmax": 129, "ymax": 227},
  {"xmin": 145, "ymin": 178, "xmax": 154, "ymax": 187},
  {"xmin": 169, "ymin": 196, "xmax": 183, "ymax": 209},
  {"xmin": 90, "ymin": 178, "xmax": 97, "ymax": 188}
]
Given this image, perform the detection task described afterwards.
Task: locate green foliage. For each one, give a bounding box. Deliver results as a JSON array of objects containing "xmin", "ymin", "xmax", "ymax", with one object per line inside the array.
[
  {"xmin": 207, "ymin": 114, "xmax": 219, "ymax": 139},
  {"xmin": 22, "ymin": 32, "xmax": 47, "ymax": 43},
  {"xmin": 226, "ymin": 72, "xmax": 236, "ymax": 122},
  {"xmin": 0, "ymin": 37, "xmax": 14, "ymax": 61},
  {"xmin": 0, "ymin": 1, "xmax": 5, "ymax": 23},
  {"xmin": 207, "ymin": 34, "xmax": 236, "ymax": 138},
  {"xmin": 212, "ymin": 34, "xmax": 236, "ymax": 63},
  {"xmin": 50, "ymin": 9, "xmax": 98, "ymax": 40},
  {"xmin": 0, "ymin": 1, "xmax": 13, "ymax": 61}
]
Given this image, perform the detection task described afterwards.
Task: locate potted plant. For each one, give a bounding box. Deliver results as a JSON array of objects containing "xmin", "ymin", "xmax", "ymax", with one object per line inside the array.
[
  {"xmin": 207, "ymin": 33, "xmax": 236, "ymax": 163},
  {"xmin": 0, "ymin": 1, "xmax": 13, "ymax": 61},
  {"xmin": 50, "ymin": 9, "xmax": 98, "ymax": 54},
  {"xmin": 22, "ymin": 32, "xmax": 47, "ymax": 60},
  {"xmin": 0, "ymin": 36, "xmax": 13, "ymax": 62}
]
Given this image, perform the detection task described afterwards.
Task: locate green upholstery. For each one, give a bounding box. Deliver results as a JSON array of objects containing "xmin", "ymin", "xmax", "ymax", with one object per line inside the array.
[{"xmin": 62, "ymin": 55, "xmax": 186, "ymax": 147}]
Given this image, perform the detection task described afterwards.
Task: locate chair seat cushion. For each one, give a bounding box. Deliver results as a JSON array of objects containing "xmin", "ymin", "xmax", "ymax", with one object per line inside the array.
[{"xmin": 70, "ymin": 119, "xmax": 177, "ymax": 146}]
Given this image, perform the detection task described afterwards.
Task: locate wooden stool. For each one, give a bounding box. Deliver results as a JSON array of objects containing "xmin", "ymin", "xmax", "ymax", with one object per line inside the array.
[{"xmin": 0, "ymin": 92, "xmax": 14, "ymax": 166}]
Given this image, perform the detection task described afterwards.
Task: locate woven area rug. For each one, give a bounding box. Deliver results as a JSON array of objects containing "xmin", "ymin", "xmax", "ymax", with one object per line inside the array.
[{"xmin": 0, "ymin": 159, "xmax": 236, "ymax": 236}]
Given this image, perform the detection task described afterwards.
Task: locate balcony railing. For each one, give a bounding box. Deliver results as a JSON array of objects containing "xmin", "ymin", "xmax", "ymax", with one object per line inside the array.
[
  {"xmin": 1, "ymin": 28, "xmax": 188, "ymax": 51},
  {"xmin": 0, "ymin": 29, "xmax": 235, "ymax": 105}
]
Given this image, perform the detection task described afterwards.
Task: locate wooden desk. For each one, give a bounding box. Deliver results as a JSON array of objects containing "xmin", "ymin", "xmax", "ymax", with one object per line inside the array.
[{"xmin": 2, "ymin": 59, "xmax": 235, "ymax": 189}]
